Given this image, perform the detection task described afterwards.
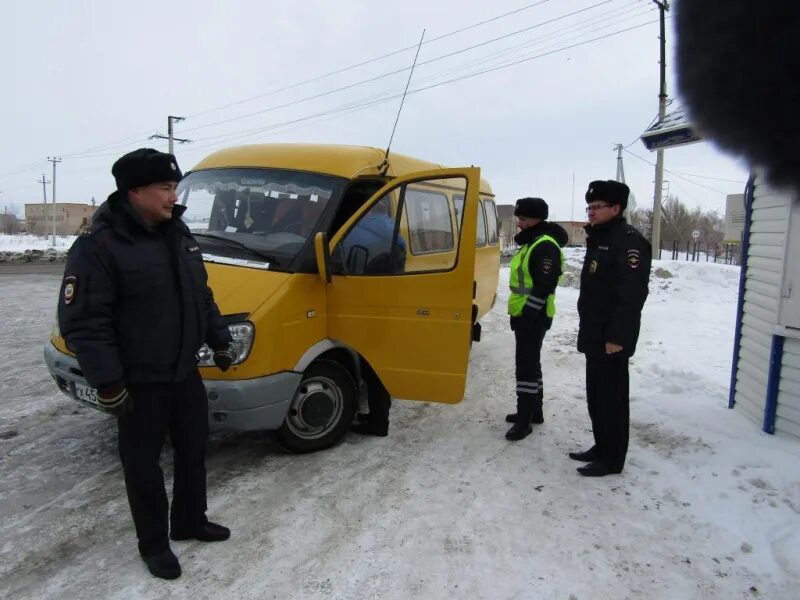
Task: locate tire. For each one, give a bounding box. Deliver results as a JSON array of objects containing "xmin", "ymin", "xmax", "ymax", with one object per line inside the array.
[{"xmin": 276, "ymin": 359, "xmax": 357, "ymax": 453}]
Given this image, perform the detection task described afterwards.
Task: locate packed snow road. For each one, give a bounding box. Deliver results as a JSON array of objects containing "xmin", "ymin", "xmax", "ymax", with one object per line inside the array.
[{"xmin": 1, "ymin": 261, "xmax": 798, "ymax": 599}]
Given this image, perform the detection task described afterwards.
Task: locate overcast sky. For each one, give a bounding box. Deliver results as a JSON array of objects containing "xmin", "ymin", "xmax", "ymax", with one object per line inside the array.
[{"xmin": 1, "ymin": 0, "xmax": 749, "ymax": 220}]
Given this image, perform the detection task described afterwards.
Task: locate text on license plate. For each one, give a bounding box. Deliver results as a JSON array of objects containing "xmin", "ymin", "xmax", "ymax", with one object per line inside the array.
[{"xmin": 73, "ymin": 382, "xmax": 100, "ymax": 407}]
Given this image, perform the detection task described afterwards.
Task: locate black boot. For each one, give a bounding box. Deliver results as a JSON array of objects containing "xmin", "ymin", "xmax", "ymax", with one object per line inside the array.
[
  {"xmin": 505, "ymin": 401, "xmax": 533, "ymax": 441},
  {"xmin": 577, "ymin": 461, "xmax": 623, "ymax": 477},
  {"xmin": 350, "ymin": 419, "xmax": 389, "ymax": 437},
  {"xmin": 142, "ymin": 548, "xmax": 181, "ymax": 580},
  {"xmin": 171, "ymin": 521, "xmax": 230, "ymax": 542},
  {"xmin": 505, "ymin": 403, "xmax": 544, "ymax": 424},
  {"xmin": 568, "ymin": 447, "xmax": 599, "ymax": 462},
  {"xmin": 505, "ymin": 420, "xmax": 532, "ymax": 441}
]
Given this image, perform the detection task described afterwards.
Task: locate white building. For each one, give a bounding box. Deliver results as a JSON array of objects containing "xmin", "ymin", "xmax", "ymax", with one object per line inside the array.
[
  {"xmin": 724, "ymin": 193, "xmax": 745, "ymax": 243},
  {"xmin": 729, "ymin": 174, "xmax": 800, "ymax": 439}
]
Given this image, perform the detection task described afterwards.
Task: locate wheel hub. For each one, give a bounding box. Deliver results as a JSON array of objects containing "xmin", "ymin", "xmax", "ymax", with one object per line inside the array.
[{"xmin": 300, "ymin": 390, "xmax": 335, "ymax": 427}]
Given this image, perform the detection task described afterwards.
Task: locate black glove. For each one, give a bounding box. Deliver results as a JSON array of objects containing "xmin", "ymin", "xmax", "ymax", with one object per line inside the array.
[
  {"xmin": 213, "ymin": 347, "xmax": 234, "ymax": 372},
  {"xmin": 97, "ymin": 386, "xmax": 132, "ymax": 416}
]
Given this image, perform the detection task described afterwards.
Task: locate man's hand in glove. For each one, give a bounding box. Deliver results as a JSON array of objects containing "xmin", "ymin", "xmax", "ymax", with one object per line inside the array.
[
  {"xmin": 97, "ymin": 385, "xmax": 132, "ymax": 416},
  {"xmin": 213, "ymin": 347, "xmax": 234, "ymax": 372}
]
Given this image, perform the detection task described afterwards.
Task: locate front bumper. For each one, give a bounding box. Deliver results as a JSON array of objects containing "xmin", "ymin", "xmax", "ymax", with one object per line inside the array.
[{"xmin": 43, "ymin": 343, "xmax": 300, "ymax": 432}]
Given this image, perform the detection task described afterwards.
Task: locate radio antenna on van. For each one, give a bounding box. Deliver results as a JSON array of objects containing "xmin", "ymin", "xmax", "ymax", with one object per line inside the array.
[{"xmin": 380, "ymin": 29, "xmax": 426, "ymax": 176}]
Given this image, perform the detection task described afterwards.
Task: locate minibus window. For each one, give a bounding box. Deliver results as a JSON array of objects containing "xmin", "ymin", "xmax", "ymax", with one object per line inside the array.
[
  {"xmin": 338, "ymin": 195, "xmax": 406, "ymax": 275},
  {"xmin": 484, "ymin": 199, "xmax": 498, "ymax": 245},
  {"xmin": 178, "ymin": 168, "xmax": 343, "ymax": 269},
  {"xmin": 454, "ymin": 195, "xmax": 465, "ymax": 234},
  {"xmin": 405, "ymin": 187, "xmax": 453, "ymax": 254},
  {"xmin": 476, "ymin": 201, "xmax": 487, "ymax": 247}
]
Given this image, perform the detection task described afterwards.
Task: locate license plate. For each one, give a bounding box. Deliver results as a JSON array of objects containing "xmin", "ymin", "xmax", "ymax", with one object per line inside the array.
[{"xmin": 73, "ymin": 382, "xmax": 100, "ymax": 408}]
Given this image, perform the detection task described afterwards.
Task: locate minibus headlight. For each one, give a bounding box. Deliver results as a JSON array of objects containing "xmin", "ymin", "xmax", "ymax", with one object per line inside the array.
[{"xmin": 197, "ymin": 322, "xmax": 255, "ymax": 368}]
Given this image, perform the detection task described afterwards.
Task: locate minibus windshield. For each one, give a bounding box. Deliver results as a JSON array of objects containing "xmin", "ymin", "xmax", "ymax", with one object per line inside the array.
[{"xmin": 178, "ymin": 168, "xmax": 343, "ymax": 268}]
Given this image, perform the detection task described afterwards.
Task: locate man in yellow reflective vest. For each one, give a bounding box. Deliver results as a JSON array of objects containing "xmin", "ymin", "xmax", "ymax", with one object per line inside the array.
[{"xmin": 506, "ymin": 197, "xmax": 567, "ymax": 441}]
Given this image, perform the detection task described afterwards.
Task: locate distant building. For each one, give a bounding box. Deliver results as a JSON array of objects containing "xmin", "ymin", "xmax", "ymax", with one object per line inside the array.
[
  {"xmin": 554, "ymin": 221, "xmax": 587, "ymax": 247},
  {"xmin": 724, "ymin": 193, "xmax": 746, "ymax": 243},
  {"xmin": 1, "ymin": 212, "xmax": 22, "ymax": 234},
  {"xmin": 24, "ymin": 203, "xmax": 94, "ymax": 236},
  {"xmin": 497, "ymin": 205, "xmax": 515, "ymax": 249},
  {"xmin": 497, "ymin": 204, "xmax": 587, "ymax": 249}
]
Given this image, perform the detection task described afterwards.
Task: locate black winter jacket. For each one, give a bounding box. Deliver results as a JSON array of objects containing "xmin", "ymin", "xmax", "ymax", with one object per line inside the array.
[
  {"xmin": 577, "ymin": 217, "xmax": 651, "ymax": 357},
  {"xmin": 58, "ymin": 193, "xmax": 231, "ymax": 389},
  {"xmin": 511, "ymin": 221, "xmax": 568, "ymax": 325}
]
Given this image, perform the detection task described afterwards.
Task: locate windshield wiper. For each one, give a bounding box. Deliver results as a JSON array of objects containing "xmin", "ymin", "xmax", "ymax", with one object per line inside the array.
[{"xmin": 193, "ymin": 233, "xmax": 276, "ymax": 263}]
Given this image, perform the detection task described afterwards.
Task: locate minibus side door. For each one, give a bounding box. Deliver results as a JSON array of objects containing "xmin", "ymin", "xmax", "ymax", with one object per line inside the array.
[{"xmin": 323, "ymin": 168, "xmax": 480, "ymax": 404}]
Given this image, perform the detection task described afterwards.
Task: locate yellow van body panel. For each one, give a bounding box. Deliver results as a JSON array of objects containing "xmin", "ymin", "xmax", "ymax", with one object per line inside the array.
[
  {"xmin": 210, "ymin": 271, "xmax": 329, "ymax": 381},
  {"xmin": 325, "ymin": 167, "xmax": 481, "ymax": 403},
  {"xmin": 191, "ymin": 143, "xmax": 494, "ymax": 194}
]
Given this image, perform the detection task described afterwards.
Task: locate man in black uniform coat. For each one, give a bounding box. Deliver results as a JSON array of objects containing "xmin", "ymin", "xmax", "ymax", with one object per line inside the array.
[
  {"xmin": 58, "ymin": 149, "xmax": 234, "ymax": 579},
  {"xmin": 570, "ymin": 180, "xmax": 651, "ymax": 477}
]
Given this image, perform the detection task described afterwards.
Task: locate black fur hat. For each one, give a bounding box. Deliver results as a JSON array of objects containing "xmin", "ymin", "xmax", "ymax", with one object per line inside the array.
[
  {"xmin": 585, "ymin": 180, "xmax": 629, "ymax": 210},
  {"xmin": 514, "ymin": 197, "xmax": 548, "ymax": 220},
  {"xmin": 112, "ymin": 148, "xmax": 182, "ymax": 192}
]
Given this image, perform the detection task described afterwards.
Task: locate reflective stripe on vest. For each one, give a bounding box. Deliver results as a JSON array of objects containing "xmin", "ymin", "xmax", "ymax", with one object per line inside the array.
[{"xmin": 507, "ymin": 234, "xmax": 563, "ymax": 318}]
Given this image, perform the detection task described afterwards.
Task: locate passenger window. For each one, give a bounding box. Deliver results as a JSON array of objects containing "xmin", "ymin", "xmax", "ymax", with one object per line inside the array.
[
  {"xmin": 338, "ymin": 195, "xmax": 406, "ymax": 276},
  {"xmin": 454, "ymin": 195, "xmax": 464, "ymax": 233},
  {"xmin": 406, "ymin": 187, "xmax": 454, "ymax": 254},
  {"xmin": 484, "ymin": 199, "xmax": 498, "ymax": 245},
  {"xmin": 476, "ymin": 201, "xmax": 487, "ymax": 246}
]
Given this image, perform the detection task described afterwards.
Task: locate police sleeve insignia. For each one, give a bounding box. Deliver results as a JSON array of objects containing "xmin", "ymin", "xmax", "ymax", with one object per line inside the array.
[
  {"xmin": 62, "ymin": 275, "xmax": 77, "ymax": 305},
  {"xmin": 589, "ymin": 259, "xmax": 598, "ymax": 274},
  {"xmin": 627, "ymin": 249, "xmax": 641, "ymax": 269}
]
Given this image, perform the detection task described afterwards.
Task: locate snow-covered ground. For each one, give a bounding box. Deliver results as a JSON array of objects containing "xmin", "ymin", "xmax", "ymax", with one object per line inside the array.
[
  {"xmin": 1, "ymin": 249, "xmax": 798, "ymax": 599},
  {"xmin": 0, "ymin": 233, "xmax": 77, "ymax": 252}
]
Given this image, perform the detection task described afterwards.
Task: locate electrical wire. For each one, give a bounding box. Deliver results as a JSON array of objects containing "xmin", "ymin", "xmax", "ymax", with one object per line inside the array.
[{"xmin": 622, "ymin": 148, "xmax": 736, "ymax": 195}]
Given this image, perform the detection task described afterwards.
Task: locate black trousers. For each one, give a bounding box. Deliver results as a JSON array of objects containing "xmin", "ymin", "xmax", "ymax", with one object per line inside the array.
[
  {"xmin": 513, "ymin": 314, "xmax": 551, "ymax": 415},
  {"xmin": 362, "ymin": 360, "xmax": 391, "ymax": 425},
  {"xmin": 585, "ymin": 354, "xmax": 630, "ymax": 470},
  {"xmin": 118, "ymin": 369, "xmax": 209, "ymax": 556}
]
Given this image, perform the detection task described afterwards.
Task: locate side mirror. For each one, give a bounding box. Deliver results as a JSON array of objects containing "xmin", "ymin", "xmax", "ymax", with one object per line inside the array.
[{"xmin": 314, "ymin": 232, "xmax": 332, "ymax": 283}]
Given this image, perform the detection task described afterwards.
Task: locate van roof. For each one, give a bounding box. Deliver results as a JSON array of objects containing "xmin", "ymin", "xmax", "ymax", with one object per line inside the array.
[{"xmin": 190, "ymin": 143, "xmax": 493, "ymax": 195}]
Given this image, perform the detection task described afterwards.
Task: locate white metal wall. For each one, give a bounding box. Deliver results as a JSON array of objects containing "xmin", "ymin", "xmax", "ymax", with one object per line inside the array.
[
  {"xmin": 777, "ymin": 337, "xmax": 800, "ymax": 437},
  {"xmin": 734, "ymin": 176, "xmax": 789, "ymax": 428}
]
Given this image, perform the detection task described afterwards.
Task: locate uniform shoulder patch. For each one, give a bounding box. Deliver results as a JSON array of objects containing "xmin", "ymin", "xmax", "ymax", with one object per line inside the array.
[
  {"xmin": 626, "ymin": 249, "xmax": 641, "ymax": 269},
  {"xmin": 542, "ymin": 257, "xmax": 553, "ymax": 274},
  {"xmin": 62, "ymin": 275, "xmax": 78, "ymax": 305}
]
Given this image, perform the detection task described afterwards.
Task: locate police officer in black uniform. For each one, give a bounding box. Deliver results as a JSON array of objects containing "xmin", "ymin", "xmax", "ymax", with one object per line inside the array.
[
  {"xmin": 505, "ymin": 197, "xmax": 568, "ymax": 441},
  {"xmin": 58, "ymin": 149, "xmax": 234, "ymax": 579},
  {"xmin": 570, "ymin": 180, "xmax": 651, "ymax": 477}
]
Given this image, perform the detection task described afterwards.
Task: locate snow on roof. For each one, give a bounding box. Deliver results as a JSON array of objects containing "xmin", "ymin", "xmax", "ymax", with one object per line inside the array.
[{"xmin": 641, "ymin": 105, "xmax": 703, "ymax": 151}]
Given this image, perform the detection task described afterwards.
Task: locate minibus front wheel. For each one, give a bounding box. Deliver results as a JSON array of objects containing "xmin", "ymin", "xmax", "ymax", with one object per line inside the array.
[{"xmin": 276, "ymin": 359, "xmax": 357, "ymax": 453}]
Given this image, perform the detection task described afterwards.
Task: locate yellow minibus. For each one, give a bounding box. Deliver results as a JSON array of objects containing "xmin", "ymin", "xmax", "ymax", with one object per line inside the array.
[{"xmin": 45, "ymin": 143, "xmax": 500, "ymax": 452}]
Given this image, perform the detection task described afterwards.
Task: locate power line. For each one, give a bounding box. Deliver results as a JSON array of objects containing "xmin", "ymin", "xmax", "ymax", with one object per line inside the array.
[
  {"xmin": 178, "ymin": 0, "xmax": 628, "ymax": 136},
  {"xmin": 3, "ymin": 4, "xmax": 656, "ymax": 182},
  {"xmin": 181, "ymin": 17, "xmax": 658, "ymax": 150},
  {"xmin": 184, "ymin": 0, "xmax": 559, "ymax": 120},
  {"xmin": 4, "ymin": 0, "xmax": 638, "ymax": 175},
  {"xmin": 38, "ymin": 0, "xmax": 561, "ymax": 164},
  {"xmin": 622, "ymin": 148, "xmax": 733, "ymax": 195}
]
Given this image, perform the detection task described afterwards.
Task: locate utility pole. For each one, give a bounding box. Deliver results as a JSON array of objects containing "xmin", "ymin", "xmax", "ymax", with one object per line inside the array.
[
  {"xmin": 614, "ymin": 143, "xmax": 631, "ymax": 220},
  {"xmin": 37, "ymin": 174, "xmax": 50, "ymax": 235},
  {"xmin": 651, "ymin": 0, "xmax": 670, "ymax": 256},
  {"xmin": 48, "ymin": 156, "xmax": 61, "ymax": 246},
  {"xmin": 614, "ymin": 143, "xmax": 626, "ymax": 183},
  {"xmin": 150, "ymin": 115, "xmax": 190, "ymax": 155},
  {"xmin": 570, "ymin": 171, "xmax": 575, "ymax": 222}
]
